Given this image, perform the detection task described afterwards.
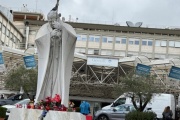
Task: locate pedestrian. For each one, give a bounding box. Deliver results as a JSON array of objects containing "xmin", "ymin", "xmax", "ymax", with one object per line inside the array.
[
  {"xmin": 0, "ymin": 94, "xmax": 4, "ymax": 99},
  {"xmin": 80, "ymin": 101, "xmax": 90, "ymax": 115},
  {"xmin": 162, "ymin": 106, "xmax": 173, "ymax": 120}
]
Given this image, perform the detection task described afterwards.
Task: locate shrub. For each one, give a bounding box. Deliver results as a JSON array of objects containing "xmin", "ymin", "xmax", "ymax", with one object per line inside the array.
[
  {"xmin": 0, "ymin": 106, "xmax": 7, "ymax": 118},
  {"xmin": 75, "ymin": 107, "xmax": 80, "ymax": 112},
  {"xmin": 125, "ymin": 111, "xmax": 156, "ymax": 120}
]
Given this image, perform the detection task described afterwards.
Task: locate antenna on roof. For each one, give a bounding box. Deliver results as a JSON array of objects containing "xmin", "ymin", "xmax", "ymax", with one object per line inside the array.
[
  {"xmin": 135, "ymin": 22, "xmax": 143, "ymax": 27},
  {"xmin": 126, "ymin": 21, "xmax": 134, "ymax": 27},
  {"xmin": 126, "ymin": 21, "xmax": 143, "ymax": 27}
]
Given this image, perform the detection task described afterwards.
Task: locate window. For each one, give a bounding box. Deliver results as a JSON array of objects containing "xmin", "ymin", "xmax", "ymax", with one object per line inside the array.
[
  {"xmin": 135, "ymin": 40, "xmax": 139, "ymax": 45},
  {"xmin": 94, "ymin": 49, "xmax": 99, "ymax": 55},
  {"xmin": 13, "ymin": 35, "xmax": 17, "ymax": 43},
  {"xmin": 94, "ymin": 36, "xmax": 100, "ymax": 42},
  {"xmin": 169, "ymin": 41, "xmax": 175, "ymax": 47},
  {"xmin": 95, "ymin": 38, "xmax": 100, "ymax": 42},
  {"xmin": 2, "ymin": 25, "xmax": 6, "ymax": 34},
  {"xmin": 115, "ymin": 105, "xmax": 127, "ymax": 111},
  {"xmin": 77, "ymin": 35, "xmax": 81, "ymax": 40},
  {"xmin": 142, "ymin": 41, "xmax": 147, "ymax": 45},
  {"xmin": 89, "ymin": 35, "xmax": 100, "ymax": 42},
  {"xmin": 148, "ymin": 41, "xmax": 153, "ymax": 46},
  {"xmin": 115, "ymin": 37, "xmax": 121, "ymax": 44},
  {"xmin": 161, "ymin": 41, "xmax": 167, "ymax": 47},
  {"xmin": 77, "ymin": 34, "xmax": 87, "ymax": 41},
  {"xmin": 81, "ymin": 35, "xmax": 87, "ymax": 41},
  {"xmin": 121, "ymin": 39, "xmax": 126, "ymax": 44},
  {"xmin": 114, "ymin": 51, "xmax": 126, "ymax": 56},
  {"xmin": 115, "ymin": 105, "xmax": 134, "ymax": 111},
  {"xmin": 101, "ymin": 50, "xmax": 112, "ymax": 55},
  {"xmin": 129, "ymin": 38, "xmax": 139, "ymax": 45},
  {"xmin": 10, "ymin": 32, "xmax": 13, "ymax": 38},
  {"xmin": 102, "ymin": 37, "xmax": 107, "ymax": 43},
  {"xmin": 89, "ymin": 36, "xmax": 94, "ymax": 42},
  {"xmin": 6, "ymin": 29, "xmax": 10, "ymax": 37},
  {"xmin": 75, "ymin": 48, "xmax": 86, "ymax": 53},
  {"xmin": 107, "ymin": 37, "xmax": 113, "ymax": 43},
  {"xmin": 88, "ymin": 49, "xmax": 94, "ymax": 54},
  {"xmin": 112, "ymin": 98, "xmax": 126, "ymax": 107},
  {"xmin": 129, "ymin": 40, "xmax": 133, "ymax": 45},
  {"xmin": 155, "ymin": 41, "xmax": 161, "ymax": 46},
  {"xmin": 175, "ymin": 42, "xmax": 180, "ymax": 48}
]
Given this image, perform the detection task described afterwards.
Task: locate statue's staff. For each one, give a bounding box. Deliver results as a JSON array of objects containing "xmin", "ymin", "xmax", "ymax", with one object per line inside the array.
[{"xmin": 52, "ymin": 0, "xmax": 60, "ymax": 11}]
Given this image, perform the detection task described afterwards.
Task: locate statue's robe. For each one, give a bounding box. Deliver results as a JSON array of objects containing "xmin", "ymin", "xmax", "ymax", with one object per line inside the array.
[{"xmin": 35, "ymin": 20, "xmax": 76, "ymax": 107}]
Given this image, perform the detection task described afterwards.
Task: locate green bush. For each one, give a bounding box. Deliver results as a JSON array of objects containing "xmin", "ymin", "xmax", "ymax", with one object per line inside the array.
[
  {"xmin": 125, "ymin": 111, "xmax": 156, "ymax": 120},
  {"xmin": 0, "ymin": 106, "xmax": 7, "ymax": 118},
  {"xmin": 75, "ymin": 107, "xmax": 80, "ymax": 112}
]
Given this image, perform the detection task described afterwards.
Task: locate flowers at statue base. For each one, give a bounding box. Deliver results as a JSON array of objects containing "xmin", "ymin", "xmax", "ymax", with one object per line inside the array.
[{"xmin": 34, "ymin": 94, "xmax": 67, "ymax": 111}]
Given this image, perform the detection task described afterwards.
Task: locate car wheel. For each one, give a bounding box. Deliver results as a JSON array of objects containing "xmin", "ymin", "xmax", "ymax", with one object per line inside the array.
[{"xmin": 98, "ymin": 115, "xmax": 109, "ymax": 120}]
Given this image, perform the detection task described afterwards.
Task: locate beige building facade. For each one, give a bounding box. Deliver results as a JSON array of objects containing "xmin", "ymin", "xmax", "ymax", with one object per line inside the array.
[{"xmin": 1, "ymin": 6, "xmax": 180, "ymax": 111}]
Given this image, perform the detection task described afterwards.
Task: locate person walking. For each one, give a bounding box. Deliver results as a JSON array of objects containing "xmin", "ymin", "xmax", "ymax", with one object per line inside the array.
[
  {"xmin": 80, "ymin": 101, "xmax": 90, "ymax": 115},
  {"xmin": 162, "ymin": 106, "xmax": 173, "ymax": 120}
]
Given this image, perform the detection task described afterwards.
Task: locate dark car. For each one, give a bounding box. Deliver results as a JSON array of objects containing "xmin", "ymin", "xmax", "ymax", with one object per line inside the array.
[
  {"xmin": 0, "ymin": 93, "xmax": 29, "ymax": 106},
  {"xmin": 94, "ymin": 104, "xmax": 155, "ymax": 120}
]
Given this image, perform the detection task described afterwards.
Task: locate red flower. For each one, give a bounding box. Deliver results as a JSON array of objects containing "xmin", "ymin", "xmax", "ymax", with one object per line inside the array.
[
  {"xmin": 52, "ymin": 94, "xmax": 61, "ymax": 103},
  {"xmin": 45, "ymin": 96, "xmax": 52, "ymax": 104},
  {"xmin": 45, "ymin": 105, "xmax": 50, "ymax": 111}
]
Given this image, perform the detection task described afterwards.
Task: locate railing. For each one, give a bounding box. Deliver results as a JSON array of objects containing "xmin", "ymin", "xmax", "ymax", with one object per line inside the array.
[
  {"xmin": 69, "ymin": 18, "xmax": 180, "ymax": 30},
  {"xmin": 9, "ymin": 7, "xmax": 44, "ymax": 15}
]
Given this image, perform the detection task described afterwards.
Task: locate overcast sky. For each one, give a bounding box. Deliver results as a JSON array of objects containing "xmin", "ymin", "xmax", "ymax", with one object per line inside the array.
[{"xmin": 1, "ymin": 0, "xmax": 180, "ymax": 27}]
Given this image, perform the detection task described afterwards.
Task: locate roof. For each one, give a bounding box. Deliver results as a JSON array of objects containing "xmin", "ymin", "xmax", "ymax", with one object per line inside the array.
[{"xmin": 23, "ymin": 20, "xmax": 180, "ymax": 36}]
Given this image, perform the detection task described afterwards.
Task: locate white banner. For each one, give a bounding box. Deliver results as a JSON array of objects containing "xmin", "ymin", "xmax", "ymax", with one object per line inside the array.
[{"xmin": 87, "ymin": 57, "xmax": 119, "ymax": 67}]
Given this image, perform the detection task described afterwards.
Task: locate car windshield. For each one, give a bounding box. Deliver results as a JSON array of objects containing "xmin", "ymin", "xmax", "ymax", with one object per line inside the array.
[{"xmin": 114, "ymin": 104, "xmax": 135, "ymax": 111}]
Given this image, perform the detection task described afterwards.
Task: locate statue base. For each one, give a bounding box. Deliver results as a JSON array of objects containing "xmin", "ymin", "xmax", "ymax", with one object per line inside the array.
[{"xmin": 8, "ymin": 108, "xmax": 86, "ymax": 120}]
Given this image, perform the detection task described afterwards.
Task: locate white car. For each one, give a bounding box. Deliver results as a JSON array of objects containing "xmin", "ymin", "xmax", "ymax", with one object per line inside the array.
[{"xmin": 2, "ymin": 99, "xmax": 30, "ymax": 119}]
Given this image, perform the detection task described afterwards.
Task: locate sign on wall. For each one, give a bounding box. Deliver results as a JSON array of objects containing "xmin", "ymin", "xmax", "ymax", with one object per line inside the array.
[
  {"xmin": 23, "ymin": 55, "xmax": 36, "ymax": 68},
  {"xmin": 0, "ymin": 53, "xmax": 4, "ymax": 64},
  {"xmin": 168, "ymin": 66, "xmax": 180, "ymax": 80},
  {"xmin": 0, "ymin": 53, "xmax": 5, "ymax": 72},
  {"xmin": 87, "ymin": 57, "xmax": 119, "ymax": 67},
  {"xmin": 136, "ymin": 63, "xmax": 151, "ymax": 75}
]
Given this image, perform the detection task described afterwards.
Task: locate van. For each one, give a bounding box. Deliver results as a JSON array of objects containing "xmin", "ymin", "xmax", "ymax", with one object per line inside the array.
[{"xmin": 102, "ymin": 93, "xmax": 175, "ymax": 119}]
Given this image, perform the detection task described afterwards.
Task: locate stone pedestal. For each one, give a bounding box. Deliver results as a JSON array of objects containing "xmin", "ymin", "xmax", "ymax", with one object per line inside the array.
[
  {"xmin": 8, "ymin": 108, "xmax": 86, "ymax": 120},
  {"xmin": 44, "ymin": 111, "xmax": 86, "ymax": 120}
]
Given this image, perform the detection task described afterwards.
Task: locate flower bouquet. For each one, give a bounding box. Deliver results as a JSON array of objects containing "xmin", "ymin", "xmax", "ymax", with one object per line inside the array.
[{"xmin": 35, "ymin": 94, "xmax": 68, "ymax": 119}]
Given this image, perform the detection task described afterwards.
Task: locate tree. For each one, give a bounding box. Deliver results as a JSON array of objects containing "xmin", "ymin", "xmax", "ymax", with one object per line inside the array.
[
  {"xmin": 4, "ymin": 65, "xmax": 38, "ymax": 95},
  {"xmin": 114, "ymin": 70, "xmax": 164, "ymax": 112}
]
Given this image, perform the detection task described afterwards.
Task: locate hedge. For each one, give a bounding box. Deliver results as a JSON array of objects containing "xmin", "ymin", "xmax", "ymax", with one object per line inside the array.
[
  {"xmin": 125, "ymin": 111, "xmax": 157, "ymax": 120},
  {"xmin": 0, "ymin": 106, "xmax": 7, "ymax": 118}
]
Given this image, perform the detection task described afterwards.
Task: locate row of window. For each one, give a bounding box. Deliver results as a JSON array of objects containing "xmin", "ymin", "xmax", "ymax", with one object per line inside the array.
[
  {"xmin": 77, "ymin": 34, "xmax": 180, "ymax": 47},
  {"xmin": 0, "ymin": 22, "xmax": 20, "ymax": 44},
  {"xmin": 75, "ymin": 48, "xmax": 180, "ymax": 59}
]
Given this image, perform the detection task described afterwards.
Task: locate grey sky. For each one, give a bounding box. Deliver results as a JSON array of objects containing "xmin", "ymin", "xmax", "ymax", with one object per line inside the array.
[{"xmin": 1, "ymin": 0, "xmax": 180, "ymax": 27}]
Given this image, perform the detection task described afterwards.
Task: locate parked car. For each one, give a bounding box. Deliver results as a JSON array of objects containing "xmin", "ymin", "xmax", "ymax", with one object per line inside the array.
[
  {"xmin": 94, "ymin": 104, "xmax": 154, "ymax": 120},
  {"xmin": 102, "ymin": 93, "xmax": 175, "ymax": 119},
  {"xmin": 2, "ymin": 99, "xmax": 30, "ymax": 120},
  {"xmin": 0, "ymin": 93, "xmax": 29, "ymax": 106}
]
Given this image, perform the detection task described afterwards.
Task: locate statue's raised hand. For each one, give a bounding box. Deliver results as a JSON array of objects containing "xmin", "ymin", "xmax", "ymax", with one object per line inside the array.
[{"xmin": 51, "ymin": 29, "xmax": 61, "ymax": 39}]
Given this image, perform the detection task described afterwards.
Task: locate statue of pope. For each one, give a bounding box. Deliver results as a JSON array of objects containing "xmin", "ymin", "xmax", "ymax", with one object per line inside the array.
[{"xmin": 35, "ymin": 3, "xmax": 76, "ymax": 107}]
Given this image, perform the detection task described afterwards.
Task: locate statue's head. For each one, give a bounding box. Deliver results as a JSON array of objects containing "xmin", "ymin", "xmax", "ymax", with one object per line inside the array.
[
  {"xmin": 47, "ymin": 11, "xmax": 61, "ymax": 28},
  {"xmin": 47, "ymin": 0, "xmax": 61, "ymax": 29}
]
